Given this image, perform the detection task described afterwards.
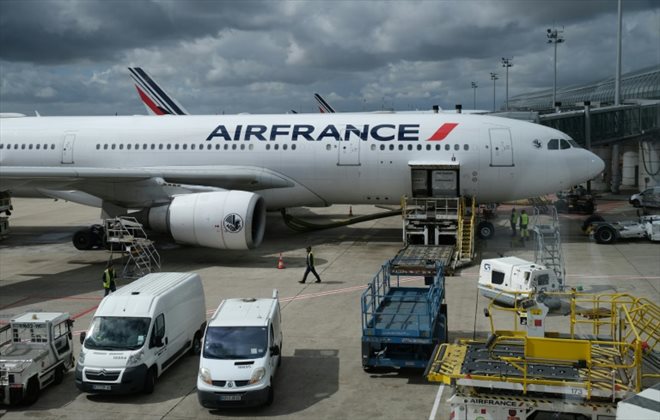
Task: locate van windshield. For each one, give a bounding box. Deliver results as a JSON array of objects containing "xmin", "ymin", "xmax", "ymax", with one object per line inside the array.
[
  {"xmin": 84, "ymin": 317, "xmax": 150, "ymax": 350},
  {"xmin": 203, "ymin": 326, "xmax": 267, "ymax": 359}
]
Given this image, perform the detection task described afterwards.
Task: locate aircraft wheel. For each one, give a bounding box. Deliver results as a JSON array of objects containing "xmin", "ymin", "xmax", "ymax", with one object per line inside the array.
[
  {"xmin": 72, "ymin": 229, "xmax": 93, "ymax": 250},
  {"xmin": 477, "ymin": 221, "xmax": 495, "ymax": 239},
  {"xmin": 595, "ymin": 226, "xmax": 616, "ymax": 244}
]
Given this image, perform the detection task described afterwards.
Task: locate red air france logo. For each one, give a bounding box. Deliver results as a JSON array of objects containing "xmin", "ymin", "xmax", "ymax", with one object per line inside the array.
[{"xmin": 427, "ymin": 123, "xmax": 459, "ymax": 141}]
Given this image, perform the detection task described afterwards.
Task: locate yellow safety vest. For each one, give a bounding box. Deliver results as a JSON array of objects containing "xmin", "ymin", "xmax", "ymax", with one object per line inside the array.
[
  {"xmin": 520, "ymin": 213, "xmax": 529, "ymax": 226},
  {"xmin": 103, "ymin": 269, "xmax": 115, "ymax": 288}
]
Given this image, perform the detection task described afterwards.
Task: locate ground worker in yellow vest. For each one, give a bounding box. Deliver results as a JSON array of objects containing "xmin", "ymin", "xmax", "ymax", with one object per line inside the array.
[
  {"xmin": 510, "ymin": 208, "xmax": 518, "ymax": 237},
  {"xmin": 102, "ymin": 262, "xmax": 117, "ymax": 296},
  {"xmin": 519, "ymin": 209, "xmax": 529, "ymax": 243}
]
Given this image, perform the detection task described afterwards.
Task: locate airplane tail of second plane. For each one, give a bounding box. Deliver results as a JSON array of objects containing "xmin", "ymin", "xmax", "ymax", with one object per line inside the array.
[{"xmin": 129, "ymin": 67, "xmax": 189, "ymax": 115}]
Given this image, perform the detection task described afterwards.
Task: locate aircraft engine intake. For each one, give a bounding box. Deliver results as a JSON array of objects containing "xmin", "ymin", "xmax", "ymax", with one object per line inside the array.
[{"xmin": 147, "ymin": 191, "xmax": 266, "ymax": 250}]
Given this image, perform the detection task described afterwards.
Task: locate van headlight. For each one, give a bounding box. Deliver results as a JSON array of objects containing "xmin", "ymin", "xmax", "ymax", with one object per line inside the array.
[
  {"xmin": 249, "ymin": 367, "xmax": 265, "ymax": 384},
  {"xmin": 78, "ymin": 351, "xmax": 85, "ymax": 364},
  {"xmin": 127, "ymin": 350, "xmax": 144, "ymax": 367},
  {"xmin": 199, "ymin": 367, "xmax": 212, "ymax": 385}
]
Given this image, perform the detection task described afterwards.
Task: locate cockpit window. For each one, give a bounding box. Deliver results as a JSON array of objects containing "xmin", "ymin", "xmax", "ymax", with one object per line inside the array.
[
  {"xmin": 560, "ymin": 139, "xmax": 570, "ymax": 149},
  {"xmin": 548, "ymin": 139, "xmax": 559, "ymax": 150},
  {"xmin": 568, "ymin": 139, "xmax": 580, "ymax": 148}
]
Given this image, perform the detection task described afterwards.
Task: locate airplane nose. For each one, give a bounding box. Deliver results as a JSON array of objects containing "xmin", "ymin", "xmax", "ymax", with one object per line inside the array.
[{"xmin": 587, "ymin": 151, "xmax": 605, "ymax": 179}]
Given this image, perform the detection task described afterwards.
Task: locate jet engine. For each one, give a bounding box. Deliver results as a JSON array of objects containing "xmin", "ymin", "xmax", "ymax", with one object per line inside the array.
[{"xmin": 146, "ymin": 191, "xmax": 266, "ymax": 250}]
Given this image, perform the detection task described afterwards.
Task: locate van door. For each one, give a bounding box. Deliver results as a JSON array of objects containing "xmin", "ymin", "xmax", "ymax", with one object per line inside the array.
[
  {"xmin": 150, "ymin": 314, "xmax": 168, "ymax": 372},
  {"xmin": 269, "ymin": 324, "xmax": 278, "ymax": 373}
]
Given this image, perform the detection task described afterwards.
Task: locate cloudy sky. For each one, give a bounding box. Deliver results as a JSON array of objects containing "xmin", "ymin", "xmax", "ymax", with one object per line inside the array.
[{"xmin": 0, "ymin": 0, "xmax": 658, "ymax": 116}]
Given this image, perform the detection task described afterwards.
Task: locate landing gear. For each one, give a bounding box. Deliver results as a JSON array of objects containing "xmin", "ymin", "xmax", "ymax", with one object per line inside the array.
[
  {"xmin": 72, "ymin": 224, "xmax": 104, "ymax": 250},
  {"xmin": 477, "ymin": 221, "xmax": 495, "ymax": 239}
]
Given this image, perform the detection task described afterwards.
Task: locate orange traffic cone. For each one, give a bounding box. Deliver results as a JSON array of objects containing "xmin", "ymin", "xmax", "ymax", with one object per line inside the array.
[
  {"xmin": 277, "ymin": 253, "xmax": 285, "ymax": 269},
  {"xmin": 349, "ymin": 205, "xmax": 353, "ymax": 217}
]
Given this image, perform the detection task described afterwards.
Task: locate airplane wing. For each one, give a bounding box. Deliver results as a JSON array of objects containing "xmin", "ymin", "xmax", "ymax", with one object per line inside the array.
[{"xmin": 0, "ymin": 166, "xmax": 294, "ymax": 191}]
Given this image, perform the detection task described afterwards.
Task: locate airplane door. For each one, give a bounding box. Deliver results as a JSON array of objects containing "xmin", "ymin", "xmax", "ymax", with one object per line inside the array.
[
  {"xmin": 489, "ymin": 128, "xmax": 513, "ymax": 167},
  {"xmin": 61, "ymin": 133, "xmax": 75, "ymax": 164},
  {"xmin": 337, "ymin": 131, "xmax": 360, "ymax": 166}
]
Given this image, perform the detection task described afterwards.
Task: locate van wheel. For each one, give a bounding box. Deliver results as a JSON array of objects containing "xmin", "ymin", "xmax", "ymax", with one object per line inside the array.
[
  {"xmin": 265, "ymin": 382, "xmax": 274, "ymax": 406},
  {"xmin": 23, "ymin": 377, "xmax": 39, "ymax": 405},
  {"xmin": 143, "ymin": 367, "xmax": 156, "ymax": 394},
  {"xmin": 189, "ymin": 332, "xmax": 202, "ymax": 356},
  {"xmin": 53, "ymin": 365, "xmax": 64, "ymax": 385}
]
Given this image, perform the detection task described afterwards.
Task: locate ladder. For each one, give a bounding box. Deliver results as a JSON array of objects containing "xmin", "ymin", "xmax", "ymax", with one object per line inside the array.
[
  {"xmin": 531, "ymin": 205, "xmax": 565, "ymax": 288},
  {"xmin": 105, "ymin": 217, "xmax": 161, "ymax": 279},
  {"xmin": 454, "ymin": 197, "xmax": 476, "ymax": 266}
]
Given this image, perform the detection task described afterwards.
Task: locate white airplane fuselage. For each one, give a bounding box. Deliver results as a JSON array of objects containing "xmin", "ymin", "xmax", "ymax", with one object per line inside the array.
[{"xmin": 0, "ymin": 113, "xmax": 604, "ymax": 250}]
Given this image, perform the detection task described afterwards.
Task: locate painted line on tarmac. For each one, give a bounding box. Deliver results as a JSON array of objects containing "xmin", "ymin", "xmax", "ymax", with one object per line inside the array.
[{"xmin": 429, "ymin": 384, "xmax": 445, "ymax": 420}]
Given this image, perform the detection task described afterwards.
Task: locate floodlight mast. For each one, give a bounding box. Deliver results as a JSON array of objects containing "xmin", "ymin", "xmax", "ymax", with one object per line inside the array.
[
  {"xmin": 490, "ymin": 72, "xmax": 498, "ymax": 111},
  {"xmin": 547, "ymin": 26, "xmax": 564, "ymax": 109},
  {"xmin": 501, "ymin": 57, "xmax": 513, "ymax": 111},
  {"xmin": 471, "ymin": 81, "xmax": 478, "ymax": 110}
]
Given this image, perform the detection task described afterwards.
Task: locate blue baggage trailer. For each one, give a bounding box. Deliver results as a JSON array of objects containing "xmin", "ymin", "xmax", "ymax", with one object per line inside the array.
[{"xmin": 361, "ymin": 259, "xmax": 447, "ymax": 371}]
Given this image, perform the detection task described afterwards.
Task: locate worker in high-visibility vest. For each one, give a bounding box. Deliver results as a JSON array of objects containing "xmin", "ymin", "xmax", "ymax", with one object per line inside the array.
[
  {"xmin": 102, "ymin": 262, "xmax": 117, "ymax": 296},
  {"xmin": 519, "ymin": 209, "xmax": 529, "ymax": 243},
  {"xmin": 510, "ymin": 208, "xmax": 518, "ymax": 237}
]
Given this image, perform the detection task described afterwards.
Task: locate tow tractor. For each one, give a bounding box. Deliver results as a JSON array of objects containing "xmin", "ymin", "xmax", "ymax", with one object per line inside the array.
[
  {"xmin": 361, "ymin": 259, "xmax": 447, "ymax": 371},
  {"xmin": 0, "ymin": 312, "xmax": 74, "ymax": 405},
  {"xmin": 425, "ymin": 290, "xmax": 659, "ymax": 419},
  {"xmin": 590, "ymin": 214, "xmax": 660, "ymax": 244},
  {"xmin": 554, "ymin": 187, "xmax": 596, "ymax": 214}
]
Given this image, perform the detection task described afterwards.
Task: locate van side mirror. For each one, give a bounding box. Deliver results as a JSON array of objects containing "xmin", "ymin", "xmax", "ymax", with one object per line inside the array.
[
  {"xmin": 270, "ymin": 345, "xmax": 280, "ymax": 356},
  {"xmin": 154, "ymin": 336, "xmax": 164, "ymax": 347},
  {"xmin": 79, "ymin": 331, "xmax": 86, "ymax": 345}
]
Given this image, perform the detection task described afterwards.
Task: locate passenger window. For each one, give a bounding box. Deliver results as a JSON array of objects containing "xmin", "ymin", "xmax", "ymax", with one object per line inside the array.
[
  {"xmin": 444, "ymin": 144, "xmax": 450, "ymax": 151},
  {"xmin": 103, "ymin": 144, "xmax": 108, "ymax": 150},
  {"xmin": 215, "ymin": 144, "xmax": 220, "ymax": 150},
  {"xmin": 371, "ymin": 144, "xmax": 376, "ymax": 151},
  {"xmin": 274, "ymin": 144, "xmax": 279, "ymax": 150},
  {"xmin": 36, "ymin": 144, "xmax": 40, "ymax": 149},
  {"xmin": 389, "ymin": 145, "xmax": 395, "ymax": 151},
  {"xmin": 207, "ymin": 144, "xmax": 212, "ymax": 150},
  {"xmin": 51, "ymin": 144, "xmax": 55, "ymax": 150},
  {"xmin": 464, "ymin": 144, "xmax": 469, "ymax": 150},
  {"xmin": 281, "ymin": 144, "xmax": 286, "ymax": 151},
  {"xmin": 21, "ymin": 144, "xmax": 25, "ymax": 149},
  {"xmin": 175, "ymin": 144, "xmax": 180, "ymax": 150},
  {"xmin": 417, "ymin": 145, "xmax": 422, "ymax": 151},
  {"xmin": 407, "ymin": 145, "xmax": 413, "ymax": 151},
  {"xmin": 224, "ymin": 144, "xmax": 229, "ymax": 150},
  {"xmin": 266, "ymin": 144, "xmax": 271, "ymax": 150},
  {"xmin": 158, "ymin": 144, "xmax": 163, "ymax": 150},
  {"xmin": 0, "ymin": 144, "xmax": 4, "ymax": 149},
  {"xmin": 454, "ymin": 144, "xmax": 460, "ymax": 151},
  {"xmin": 182, "ymin": 144, "xmax": 187, "ymax": 150},
  {"xmin": 151, "ymin": 144, "xmax": 155, "ymax": 150},
  {"xmin": 232, "ymin": 144, "xmax": 237, "ymax": 150},
  {"xmin": 491, "ymin": 271, "xmax": 505, "ymax": 285},
  {"xmin": 560, "ymin": 139, "xmax": 570, "ymax": 150},
  {"xmin": 191, "ymin": 144, "xmax": 196, "ymax": 150},
  {"xmin": 29, "ymin": 144, "xmax": 33, "ymax": 150},
  {"xmin": 143, "ymin": 144, "xmax": 148, "ymax": 150},
  {"xmin": 380, "ymin": 145, "xmax": 385, "ymax": 151},
  {"xmin": 119, "ymin": 144, "xmax": 124, "ymax": 150},
  {"xmin": 548, "ymin": 139, "xmax": 559, "ymax": 150},
  {"xmin": 435, "ymin": 145, "xmax": 440, "ymax": 151},
  {"xmin": 241, "ymin": 144, "xmax": 246, "ymax": 150},
  {"xmin": 127, "ymin": 144, "xmax": 131, "ymax": 150}
]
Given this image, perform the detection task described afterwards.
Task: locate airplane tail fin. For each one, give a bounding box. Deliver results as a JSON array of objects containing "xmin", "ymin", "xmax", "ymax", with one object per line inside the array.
[
  {"xmin": 128, "ymin": 67, "xmax": 189, "ymax": 116},
  {"xmin": 314, "ymin": 93, "xmax": 336, "ymax": 113}
]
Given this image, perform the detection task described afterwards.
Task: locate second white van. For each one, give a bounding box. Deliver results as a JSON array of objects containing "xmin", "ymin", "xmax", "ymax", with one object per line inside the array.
[
  {"xmin": 76, "ymin": 272, "xmax": 206, "ymax": 394},
  {"xmin": 197, "ymin": 290, "xmax": 282, "ymax": 408}
]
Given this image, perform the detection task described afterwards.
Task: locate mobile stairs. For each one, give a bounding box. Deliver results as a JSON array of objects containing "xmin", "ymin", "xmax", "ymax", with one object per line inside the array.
[
  {"xmin": 426, "ymin": 290, "xmax": 660, "ymax": 402},
  {"xmin": 361, "ymin": 259, "xmax": 447, "ymax": 371},
  {"xmin": 531, "ymin": 205, "xmax": 565, "ymax": 288},
  {"xmin": 104, "ymin": 217, "xmax": 161, "ymax": 279}
]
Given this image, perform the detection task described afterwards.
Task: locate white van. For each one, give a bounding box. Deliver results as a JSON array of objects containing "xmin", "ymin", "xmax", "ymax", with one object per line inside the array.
[
  {"xmin": 75, "ymin": 272, "xmax": 206, "ymax": 394},
  {"xmin": 630, "ymin": 186, "xmax": 660, "ymax": 208},
  {"xmin": 197, "ymin": 290, "xmax": 282, "ymax": 408}
]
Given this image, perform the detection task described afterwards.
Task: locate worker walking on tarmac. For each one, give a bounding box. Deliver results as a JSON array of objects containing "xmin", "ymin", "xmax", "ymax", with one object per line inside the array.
[
  {"xmin": 510, "ymin": 208, "xmax": 518, "ymax": 237},
  {"xmin": 519, "ymin": 209, "xmax": 529, "ymax": 244},
  {"xmin": 102, "ymin": 262, "xmax": 117, "ymax": 296},
  {"xmin": 299, "ymin": 246, "xmax": 321, "ymax": 284}
]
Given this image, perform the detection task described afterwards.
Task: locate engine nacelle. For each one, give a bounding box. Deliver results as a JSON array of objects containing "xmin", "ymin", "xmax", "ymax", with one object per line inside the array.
[{"xmin": 146, "ymin": 191, "xmax": 266, "ymax": 250}]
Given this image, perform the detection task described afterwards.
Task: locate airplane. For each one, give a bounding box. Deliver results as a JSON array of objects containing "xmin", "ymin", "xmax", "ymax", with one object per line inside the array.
[
  {"xmin": 0, "ymin": 112, "xmax": 604, "ymax": 252},
  {"xmin": 128, "ymin": 67, "xmax": 189, "ymax": 116}
]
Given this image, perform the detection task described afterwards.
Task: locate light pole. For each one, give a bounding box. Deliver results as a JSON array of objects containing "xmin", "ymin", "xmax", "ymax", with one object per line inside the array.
[
  {"xmin": 547, "ymin": 26, "xmax": 564, "ymax": 109},
  {"xmin": 471, "ymin": 82, "xmax": 478, "ymax": 109},
  {"xmin": 501, "ymin": 57, "xmax": 513, "ymax": 111},
  {"xmin": 490, "ymin": 72, "xmax": 498, "ymax": 111}
]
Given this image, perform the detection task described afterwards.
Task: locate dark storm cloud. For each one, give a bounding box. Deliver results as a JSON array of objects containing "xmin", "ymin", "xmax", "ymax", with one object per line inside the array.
[{"xmin": 0, "ymin": 0, "xmax": 657, "ymax": 115}]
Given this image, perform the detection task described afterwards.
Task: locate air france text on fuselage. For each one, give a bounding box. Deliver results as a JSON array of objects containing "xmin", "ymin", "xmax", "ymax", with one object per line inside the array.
[{"xmin": 206, "ymin": 123, "xmax": 458, "ymax": 142}]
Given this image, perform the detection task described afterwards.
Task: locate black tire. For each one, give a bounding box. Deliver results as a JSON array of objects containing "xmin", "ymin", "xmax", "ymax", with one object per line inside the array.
[
  {"xmin": 22, "ymin": 376, "xmax": 39, "ymax": 405},
  {"xmin": 277, "ymin": 341, "xmax": 282, "ymax": 368},
  {"xmin": 53, "ymin": 365, "xmax": 64, "ymax": 385},
  {"xmin": 595, "ymin": 226, "xmax": 617, "ymax": 244},
  {"xmin": 143, "ymin": 367, "xmax": 156, "ymax": 394},
  {"xmin": 189, "ymin": 332, "xmax": 202, "ymax": 356},
  {"xmin": 264, "ymin": 383, "xmax": 274, "ymax": 406},
  {"xmin": 631, "ymin": 199, "xmax": 640, "ymax": 208},
  {"xmin": 477, "ymin": 221, "xmax": 495, "ymax": 239},
  {"xmin": 72, "ymin": 229, "xmax": 93, "ymax": 250}
]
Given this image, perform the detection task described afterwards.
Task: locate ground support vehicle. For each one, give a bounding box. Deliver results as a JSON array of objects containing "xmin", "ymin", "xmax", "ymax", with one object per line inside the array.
[
  {"xmin": 554, "ymin": 188, "xmax": 596, "ymax": 214},
  {"xmin": 390, "ymin": 245, "xmax": 455, "ymax": 278},
  {"xmin": 76, "ymin": 272, "xmax": 206, "ymax": 395},
  {"xmin": 0, "ymin": 312, "xmax": 74, "ymax": 405},
  {"xmin": 590, "ymin": 215, "xmax": 660, "ymax": 244},
  {"xmin": 0, "ymin": 192, "xmax": 12, "ymax": 239},
  {"xmin": 197, "ymin": 290, "xmax": 282, "ymax": 408},
  {"xmin": 361, "ymin": 259, "xmax": 447, "ymax": 371},
  {"xmin": 426, "ymin": 291, "xmax": 659, "ymax": 417}
]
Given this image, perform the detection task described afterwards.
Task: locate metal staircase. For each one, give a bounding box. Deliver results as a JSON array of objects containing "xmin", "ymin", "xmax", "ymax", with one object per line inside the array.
[
  {"xmin": 105, "ymin": 217, "xmax": 161, "ymax": 279},
  {"xmin": 454, "ymin": 197, "xmax": 476, "ymax": 266},
  {"xmin": 531, "ymin": 205, "xmax": 565, "ymax": 288}
]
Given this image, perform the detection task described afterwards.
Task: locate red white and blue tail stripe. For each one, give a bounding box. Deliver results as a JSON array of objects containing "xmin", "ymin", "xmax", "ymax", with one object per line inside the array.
[
  {"xmin": 314, "ymin": 93, "xmax": 336, "ymax": 113},
  {"xmin": 129, "ymin": 67, "xmax": 189, "ymax": 115}
]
